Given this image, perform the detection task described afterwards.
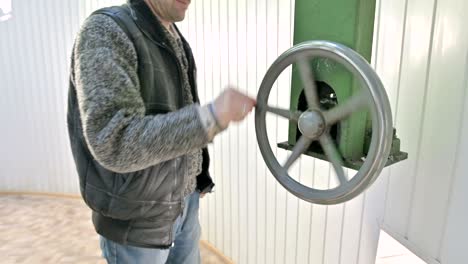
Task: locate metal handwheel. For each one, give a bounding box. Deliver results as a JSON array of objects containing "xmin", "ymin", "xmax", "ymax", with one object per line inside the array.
[{"xmin": 255, "ymin": 41, "xmax": 393, "ymax": 205}]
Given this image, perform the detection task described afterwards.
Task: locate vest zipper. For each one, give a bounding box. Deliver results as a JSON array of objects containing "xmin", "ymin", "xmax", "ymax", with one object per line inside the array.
[
  {"xmin": 137, "ymin": 30, "xmax": 189, "ymax": 217},
  {"xmin": 173, "ymin": 156, "xmax": 178, "ymax": 192},
  {"xmin": 157, "ymin": 41, "xmax": 191, "ymax": 211}
]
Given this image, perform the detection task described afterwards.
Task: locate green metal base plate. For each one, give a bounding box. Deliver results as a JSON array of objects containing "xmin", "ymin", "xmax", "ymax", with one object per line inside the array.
[{"xmin": 278, "ymin": 141, "xmax": 408, "ymax": 171}]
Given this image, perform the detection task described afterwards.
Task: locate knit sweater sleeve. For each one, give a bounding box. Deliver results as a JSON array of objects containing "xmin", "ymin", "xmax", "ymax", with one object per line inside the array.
[{"xmin": 73, "ymin": 14, "xmax": 210, "ymax": 173}]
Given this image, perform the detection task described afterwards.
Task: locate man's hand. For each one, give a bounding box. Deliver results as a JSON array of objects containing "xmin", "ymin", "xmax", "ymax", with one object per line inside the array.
[{"xmin": 213, "ymin": 87, "xmax": 256, "ymax": 128}]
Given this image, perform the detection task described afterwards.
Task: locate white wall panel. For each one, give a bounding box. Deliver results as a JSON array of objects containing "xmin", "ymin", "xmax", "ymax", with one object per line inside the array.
[
  {"xmin": 406, "ymin": 0, "xmax": 467, "ymax": 258},
  {"xmin": 440, "ymin": 64, "xmax": 468, "ymax": 263},
  {"xmin": 382, "ymin": 0, "xmax": 437, "ymax": 236},
  {"xmin": 2, "ymin": 0, "xmax": 78, "ymax": 193},
  {"xmin": 0, "ymin": 0, "xmax": 124, "ymax": 193},
  {"xmin": 378, "ymin": 0, "xmax": 468, "ymax": 263}
]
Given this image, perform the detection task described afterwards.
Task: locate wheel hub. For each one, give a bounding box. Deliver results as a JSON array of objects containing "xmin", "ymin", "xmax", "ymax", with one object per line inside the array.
[{"xmin": 298, "ymin": 110, "xmax": 326, "ymax": 139}]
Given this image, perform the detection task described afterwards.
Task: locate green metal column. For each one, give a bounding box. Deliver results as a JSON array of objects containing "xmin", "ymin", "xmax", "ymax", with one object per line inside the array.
[{"xmin": 288, "ymin": 0, "xmax": 377, "ymax": 161}]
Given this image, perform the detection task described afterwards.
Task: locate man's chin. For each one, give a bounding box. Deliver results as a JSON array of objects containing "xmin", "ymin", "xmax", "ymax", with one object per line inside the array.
[{"xmin": 174, "ymin": 16, "xmax": 186, "ymax": 22}]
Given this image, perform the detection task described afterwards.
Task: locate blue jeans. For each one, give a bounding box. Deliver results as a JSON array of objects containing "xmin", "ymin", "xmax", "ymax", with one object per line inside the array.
[{"xmin": 100, "ymin": 191, "xmax": 201, "ymax": 264}]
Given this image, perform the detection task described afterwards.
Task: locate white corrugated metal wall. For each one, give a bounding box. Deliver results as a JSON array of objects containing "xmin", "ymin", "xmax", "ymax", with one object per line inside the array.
[
  {"xmin": 1, "ymin": 0, "xmax": 79, "ymax": 193},
  {"xmin": 0, "ymin": 0, "xmax": 126, "ymax": 193},
  {"xmin": 375, "ymin": 0, "xmax": 468, "ymax": 263},
  {"xmin": 1, "ymin": 0, "xmax": 467, "ymax": 263}
]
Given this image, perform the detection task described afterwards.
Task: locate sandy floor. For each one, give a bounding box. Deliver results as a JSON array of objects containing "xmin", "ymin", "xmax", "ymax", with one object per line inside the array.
[
  {"xmin": 0, "ymin": 194, "xmax": 425, "ymax": 264},
  {"xmin": 0, "ymin": 194, "xmax": 229, "ymax": 264}
]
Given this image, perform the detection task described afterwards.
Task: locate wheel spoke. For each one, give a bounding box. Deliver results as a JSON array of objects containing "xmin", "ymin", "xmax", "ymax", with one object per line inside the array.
[
  {"xmin": 298, "ymin": 59, "xmax": 319, "ymax": 108},
  {"xmin": 266, "ymin": 106, "xmax": 302, "ymax": 122},
  {"xmin": 319, "ymin": 134, "xmax": 347, "ymax": 185},
  {"xmin": 323, "ymin": 91, "xmax": 369, "ymax": 125},
  {"xmin": 283, "ymin": 136, "xmax": 313, "ymax": 171}
]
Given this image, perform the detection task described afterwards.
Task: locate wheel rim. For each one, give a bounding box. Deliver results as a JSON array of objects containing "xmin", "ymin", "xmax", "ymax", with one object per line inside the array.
[{"xmin": 255, "ymin": 41, "xmax": 393, "ymax": 205}]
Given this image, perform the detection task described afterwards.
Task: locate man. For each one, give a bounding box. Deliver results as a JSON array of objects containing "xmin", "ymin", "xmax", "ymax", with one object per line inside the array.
[{"xmin": 67, "ymin": 0, "xmax": 256, "ymax": 263}]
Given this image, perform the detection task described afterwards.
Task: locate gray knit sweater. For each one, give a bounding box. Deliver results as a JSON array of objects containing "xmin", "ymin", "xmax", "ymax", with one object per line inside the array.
[{"xmin": 72, "ymin": 14, "xmax": 219, "ymax": 196}]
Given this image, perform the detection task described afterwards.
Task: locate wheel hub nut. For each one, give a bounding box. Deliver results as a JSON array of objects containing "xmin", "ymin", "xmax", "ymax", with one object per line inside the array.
[{"xmin": 298, "ymin": 110, "xmax": 326, "ymax": 139}]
